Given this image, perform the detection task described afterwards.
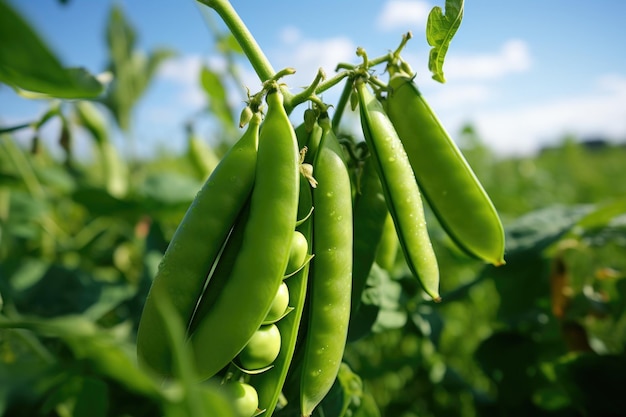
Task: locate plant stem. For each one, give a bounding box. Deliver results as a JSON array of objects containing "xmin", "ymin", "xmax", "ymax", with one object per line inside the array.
[
  {"xmin": 286, "ymin": 71, "xmax": 351, "ymax": 114},
  {"xmin": 331, "ymin": 76, "xmax": 354, "ymax": 129},
  {"xmin": 0, "ymin": 122, "xmax": 33, "ymax": 135},
  {"xmin": 197, "ymin": 0, "xmax": 275, "ymax": 83}
]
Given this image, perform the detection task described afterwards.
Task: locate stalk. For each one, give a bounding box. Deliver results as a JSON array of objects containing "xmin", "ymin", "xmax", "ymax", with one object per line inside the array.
[{"xmin": 197, "ymin": 0, "xmax": 275, "ymax": 83}]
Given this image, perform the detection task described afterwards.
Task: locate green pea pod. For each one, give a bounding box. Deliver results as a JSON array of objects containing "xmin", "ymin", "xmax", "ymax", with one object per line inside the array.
[
  {"xmin": 356, "ymin": 79, "xmax": 440, "ymax": 301},
  {"xmin": 187, "ymin": 200, "xmax": 251, "ymax": 336},
  {"xmin": 188, "ymin": 87, "xmax": 300, "ymax": 381},
  {"xmin": 385, "ymin": 70, "xmax": 505, "ymax": 266},
  {"xmin": 74, "ymin": 101, "xmax": 128, "ymax": 197},
  {"xmin": 375, "ymin": 212, "xmax": 398, "ymax": 273},
  {"xmin": 250, "ymin": 174, "xmax": 313, "ymax": 416},
  {"xmin": 295, "ymin": 121, "xmax": 323, "ymax": 165},
  {"xmin": 300, "ymin": 115, "xmax": 353, "ymax": 417},
  {"xmin": 187, "ymin": 127, "xmax": 220, "ymax": 180},
  {"xmin": 136, "ymin": 112, "xmax": 261, "ymax": 377},
  {"xmin": 351, "ymin": 153, "xmax": 388, "ymax": 314}
]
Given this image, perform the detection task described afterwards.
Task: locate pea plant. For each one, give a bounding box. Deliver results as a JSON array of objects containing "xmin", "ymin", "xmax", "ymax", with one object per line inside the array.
[
  {"xmin": 2, "ymin": 1, "xmax": 626, "ymax": 417},
  {"xmin": 135, "ymin": 0, "xmax": 503, "ymax": 416}
]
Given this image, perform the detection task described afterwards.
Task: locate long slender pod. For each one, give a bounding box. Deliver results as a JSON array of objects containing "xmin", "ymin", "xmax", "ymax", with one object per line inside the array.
[
  {"xmin": 188, "ymin": 86, "xmax": 300, "ymax": 381},
  {"xmin": 300, "ymin": 114, "xmax": 353, "ymax": 417},
  {"xmin": 385, "ymin": 68, "xmax": 505, "ymax": 265},
  {"xmin": 356, "ymin": 78, "xmax": 440, "ymax": 301},
  {"xmin": 251, "ymin": 174, "xmax": 313, "ymax": 416},
  {"xmin": 136, "ymin": 112, "xmax": 261, "ymax": 377},
  {"xmin": 351, "ymin": 152, "xmax": 388, "ymax": 313}
]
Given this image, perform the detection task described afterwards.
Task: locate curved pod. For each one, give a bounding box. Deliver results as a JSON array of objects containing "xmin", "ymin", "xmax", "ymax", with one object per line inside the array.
[
  {"xmin": 356, "ymin": 79, "xmax": 440, "ymax": 301},
  {"xmin": 385, "ymin": 72, "xmax": 505, "ymax": 265},
  {"xmin": 188, "ymin": 88, "xmax": 300, "ymax": 381},
  {"xmin": 136, "ymin": 112, "xmax": 261, "ymax": 376}
]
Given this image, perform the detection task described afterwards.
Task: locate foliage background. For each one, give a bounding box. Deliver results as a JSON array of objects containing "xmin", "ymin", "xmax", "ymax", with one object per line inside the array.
[{"xmin": 1, "ymin": 2, "xmax": 625, "ymax": 417}]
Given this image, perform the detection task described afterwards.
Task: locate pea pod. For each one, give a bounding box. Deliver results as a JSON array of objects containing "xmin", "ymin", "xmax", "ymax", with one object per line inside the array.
[
  {"xmin": 300, "ymin": 114, "xmax": 353, "ymax": 417},
  {"xmin": 187, "ymin": 201, "xmax": 251, "ymax": 336},
  {"xmin": 375, "ymin": 212, "xmax": 398, "ymax": 273},
  {"xmin": 351, "ymin": 152, "xmax": 388, "ymax": 314},
  {"xmin": 74, "ymin": 101, "xmax": 128, "ymax": 197},
  {"xmin": 356, "ymin": 78, "xmax": 440, "ymax": 301},
  {"xmin": 188, "ymin": 87, "xmax": 300, "ymax": 381},
  {"xmin": 250, "ymin": 174, "xmax": 313, "ymax": 416},
  {"xmin": 186, "ymin": 124, "xmax": 220, "ymax": 180},
  {"xmin": 136, "ymin": 112, "xmax": 261, "ymax": 377},
  {"xmin": 384, "ymin": 69, "xmax": 505, "ymax": 265}
]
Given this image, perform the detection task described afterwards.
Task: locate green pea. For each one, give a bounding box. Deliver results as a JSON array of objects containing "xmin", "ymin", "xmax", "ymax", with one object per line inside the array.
[
  {"xmin": 219, "ymin": 381, "xmax": 259, "ymax": 417},
  {"xmin": 300, "ymin": 114, "xmax": 353, "ymax": 417},
  {"xmin": 187, "ymin": 85, "xmax": 300, "ymax": 381},
  {"xmin": 238, "ymin": 324, "xmax": 282, "ymax": 371},
  {"xmin": 285, "ymin": 230, "xmax": 309, "ymax": 276},
  {"xmin": 356, "ymin": 78, "xmax": 441, "ymax": 301},
  {"xmin": 265, "ymin": 281, "xmax": 290, "ymax": 323},
  {"xmin": 136, "ymin": 112, "xmax": 261, "ymax": 377},
  {"xmin": 384, "ymin": 68, "xmax": 505, "ymax": 266}
]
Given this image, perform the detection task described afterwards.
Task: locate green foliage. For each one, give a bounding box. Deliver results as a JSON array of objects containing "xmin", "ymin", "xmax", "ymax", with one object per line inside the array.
[
  {"xmin": 1, "ymin": 2, "xmax": 625, "ymax": 417},
  {"xmin": 0, "ymin": 1, "xmax": 103, "ymax": 99},
  {"xmin": 100, "ymin": 4, "xmax": 176, "ymax": 132},
  {"xmin": 426, "ymin": 0, "xmax": 464, "ymax": 83}
]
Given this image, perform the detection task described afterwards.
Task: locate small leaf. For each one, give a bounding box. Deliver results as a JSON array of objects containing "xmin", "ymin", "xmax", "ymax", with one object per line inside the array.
[
  {"xmin": 217, "ymin": 33, "xmax": 244, "ymax": 55},
  {"xmin": 200, "ymin": 65, "xmax": 235, "ymax": 129},
  {"xmin": 426, "ymin": 0, "xmax": 464, "ymax": 83}
]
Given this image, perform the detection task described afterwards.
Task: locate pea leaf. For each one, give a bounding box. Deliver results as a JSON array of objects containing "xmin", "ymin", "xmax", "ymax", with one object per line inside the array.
[
  {"xmin": 200, "ymin": 65, "xmax": 236, "ymax": 131},
  {"xmin": 426, "ymin": 0, "xmax": 464, "ymax": 83},
  {"xmin": 0, "ymin": 0, "xmax": 103, "ymax": 98}
]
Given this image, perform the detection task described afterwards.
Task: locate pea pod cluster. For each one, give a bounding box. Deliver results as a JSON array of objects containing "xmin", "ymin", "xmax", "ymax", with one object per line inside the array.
[{"xmin": 135, "ymin": 53, "xmax": 506, "ymax": 416}]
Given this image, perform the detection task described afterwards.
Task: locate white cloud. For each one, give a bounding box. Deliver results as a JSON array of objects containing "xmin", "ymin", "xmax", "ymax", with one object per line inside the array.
[
  {"xmin": 159, "ymin": 54, "xmax": 202, "ymax": 84},
  {"xmin": 426, "ymin": 84, "xmax": 493, "ymax": 109},
  {"xmin": 473, "ymin": 74, "xmax": 626, "ymax": 155},
  {"xmin": 272, "ymin": 35, "xmax": 356, "ymax": 94},
  {"xmin": 159, "ymin": 54, "xmax": 206, "ymax": 107},
  {"xmin": 444, "ymin": 39, "xmax": 532, "ymax": 81},
  {"xmin": 377, "ymin": 0, "xmax": 431, "ymax": 32},
  {"xmin": 280, "ymin": 26, "xmax": 302, "ymax": 45}
]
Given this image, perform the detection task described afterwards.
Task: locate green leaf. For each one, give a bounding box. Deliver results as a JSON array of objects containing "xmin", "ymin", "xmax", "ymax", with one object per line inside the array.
[
  {"xmin": 101, "ymin": 5, "xmax": 175, "ymax": 131},
  {"xmin": 572, "ymin": 197, "xmax": 626, "ymax": 233},
  {"xmin": 486, "ymin": 205, "xmax": 593, "ymax": 321},
  {"xmin": 217, "ymin": 33, "xmax": 244, "ymax": 55},
  {"xmin": 314, "ymin": 363, "xmax": 364, "ymax": 417},
  {"xmin": 426, "ymin": 0, "xmax": 464, "ymax": 83},
  {"xmin": 200, "ymin": 65, "xmax": 236, "ymax": 130},
  {"xmin": 0, "ymin": 1, "xmax": 103, "ymax": 98}
]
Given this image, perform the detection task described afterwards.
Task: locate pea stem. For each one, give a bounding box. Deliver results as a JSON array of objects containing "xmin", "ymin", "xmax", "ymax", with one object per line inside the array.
[
  {"xmin": 196, "ymin": 0, "xmax": 275, "ymax": 83},
  {"xmin": 286, "ymin": 70, "xmax": 350, "ymax": 114},
  {"xmin": 0, "ymin": 122, "xmax": 33, "ymax": 135},
  {"xmin": 331, "ymin": 76, "xmax": 354, "ymax": 130}
]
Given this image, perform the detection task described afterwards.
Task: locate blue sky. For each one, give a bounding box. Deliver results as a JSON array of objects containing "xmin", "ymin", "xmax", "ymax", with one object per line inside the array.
[{"xmin": 2, "ymin": 0, "xmax": 626, "ymax": 157}]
